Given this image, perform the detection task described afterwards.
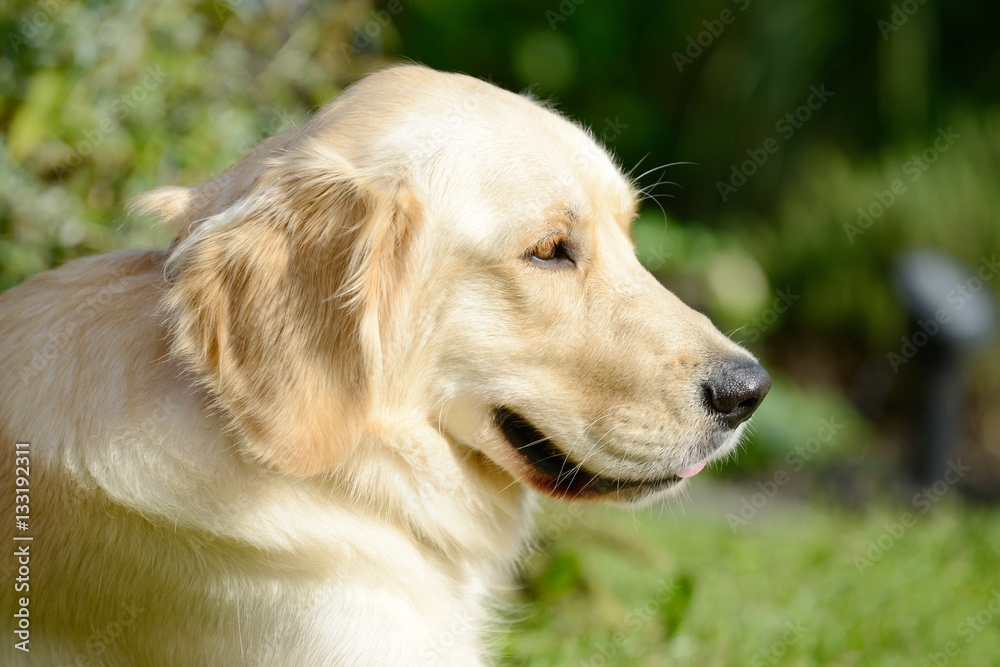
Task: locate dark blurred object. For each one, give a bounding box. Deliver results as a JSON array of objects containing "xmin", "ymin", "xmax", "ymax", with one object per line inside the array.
[{"xmin": 893, "ymin": 249, "xmax": 997, "ymax": 484}]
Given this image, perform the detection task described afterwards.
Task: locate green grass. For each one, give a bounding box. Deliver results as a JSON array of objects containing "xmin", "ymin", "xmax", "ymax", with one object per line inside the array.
[{"xmin": 504, "ymin": 486, "xmax": 1000, "ymax": 666}]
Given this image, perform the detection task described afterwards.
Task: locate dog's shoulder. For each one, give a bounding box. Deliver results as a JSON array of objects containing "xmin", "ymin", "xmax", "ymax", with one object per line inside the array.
[{"xmin": 0, "ymin": 249, "xmax": 175, "ymax": 467}]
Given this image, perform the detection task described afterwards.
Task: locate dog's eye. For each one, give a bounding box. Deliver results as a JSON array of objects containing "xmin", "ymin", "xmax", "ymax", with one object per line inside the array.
[{"xmin": 529, "ymin": 237, "xmax": 574, "ymax": 266}]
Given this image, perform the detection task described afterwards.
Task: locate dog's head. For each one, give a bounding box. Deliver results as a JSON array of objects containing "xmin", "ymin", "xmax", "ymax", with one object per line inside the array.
[{"xmin": 137, "ymin": 65, "xmax": 769, "ymax": 506}]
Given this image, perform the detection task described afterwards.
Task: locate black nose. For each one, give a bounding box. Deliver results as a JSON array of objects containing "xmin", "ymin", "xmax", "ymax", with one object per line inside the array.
[{"xmin": 703, "ymin": 359, "xmax": 771, "ymax": 428}]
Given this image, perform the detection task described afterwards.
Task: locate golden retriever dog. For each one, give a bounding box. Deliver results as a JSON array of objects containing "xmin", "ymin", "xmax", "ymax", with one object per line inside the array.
[{"xmin": 1, "ymin": 65, "xmax": 769, "ymax": 665}]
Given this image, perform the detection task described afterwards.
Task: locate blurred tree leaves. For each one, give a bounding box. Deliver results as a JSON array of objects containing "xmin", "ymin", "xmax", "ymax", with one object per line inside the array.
[
  {"xmin": 1, "ymin": 0, "xmax": 379, "ymax": 290},
  {"xmin": 389, "ymin": 0, "xmax": 1000, "ymax": 379},
  {"xmin": 3, "ymin": 0, "xmax": 999, "ymax": 470}
]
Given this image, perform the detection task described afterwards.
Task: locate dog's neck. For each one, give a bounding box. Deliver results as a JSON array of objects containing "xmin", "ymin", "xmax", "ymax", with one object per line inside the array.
[{"xmin": 326, "ymin": 424, "xmax": 533, "ymax": 568}]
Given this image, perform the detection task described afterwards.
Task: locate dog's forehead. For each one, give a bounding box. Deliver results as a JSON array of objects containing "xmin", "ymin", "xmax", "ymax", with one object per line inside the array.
[
  {"xmin": 322, "ymin": 66, "xmax": 637, "ymax": 234},
  {"xmin": 401, "ymin": 74, "xmax": 634, "ymax": 228}
]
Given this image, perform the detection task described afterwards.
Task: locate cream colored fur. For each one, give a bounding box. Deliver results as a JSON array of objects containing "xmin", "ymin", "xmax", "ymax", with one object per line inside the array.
[{"xmin": 1, "ymin": 65, "xmax": 757, "ymax": 665}]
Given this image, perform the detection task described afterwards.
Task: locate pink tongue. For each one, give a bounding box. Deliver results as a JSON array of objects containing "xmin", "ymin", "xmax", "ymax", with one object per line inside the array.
[{"xmin": 676, "ymin": 460, "xmax": 707, "ymax": 478}]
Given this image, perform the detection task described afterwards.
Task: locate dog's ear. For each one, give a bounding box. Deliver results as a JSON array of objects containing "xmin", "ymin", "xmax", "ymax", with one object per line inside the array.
[{"xmin": 134, "ymin": 136, "xmax": 419, "ymax": 476}]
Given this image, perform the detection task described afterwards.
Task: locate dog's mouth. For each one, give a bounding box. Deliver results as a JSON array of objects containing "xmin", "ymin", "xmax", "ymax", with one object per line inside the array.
[{"xmin": 493, "ymin": 406, "xmax": 685, "ymax": 500}]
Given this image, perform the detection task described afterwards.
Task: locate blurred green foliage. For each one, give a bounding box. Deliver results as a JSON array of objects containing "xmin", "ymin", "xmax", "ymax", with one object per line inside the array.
[
  {"xmin": 1, "ymin": 0, "xmax": 380, "ymax": 290},
  {"xmin": 4, "ymin": 2, "xmax": 1000, "ymax": 663},
  {"xmin": 2, "ymin": 1, "xmax": 998, "ymax": 469}
]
